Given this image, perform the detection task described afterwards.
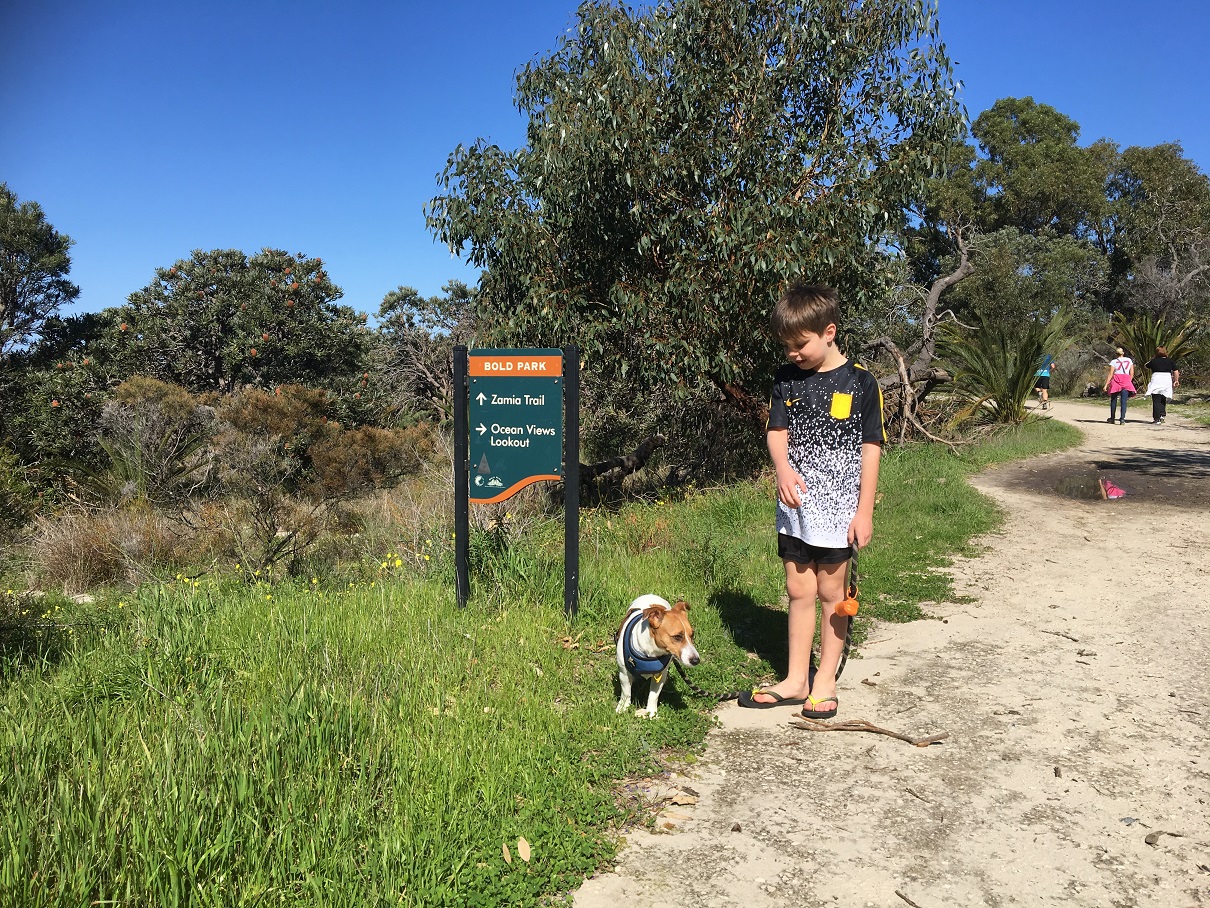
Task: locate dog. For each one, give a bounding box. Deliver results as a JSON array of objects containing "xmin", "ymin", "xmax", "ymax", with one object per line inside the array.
[{"xmin": 615, "ymin": 595, "xmax": 700, "ymax": 718}]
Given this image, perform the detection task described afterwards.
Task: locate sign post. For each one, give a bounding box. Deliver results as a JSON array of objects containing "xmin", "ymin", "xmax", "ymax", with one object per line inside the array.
[
  {"xmin": 562, "ymin": 346, "xmax": 579, "ymax": 618},
  {"xmin": 453, "ymin": 346, "xmax": 579, "ymax": 616},
  {"xmin": 453, "ymin": 347, "xmax": 470, "ymax": 609}
]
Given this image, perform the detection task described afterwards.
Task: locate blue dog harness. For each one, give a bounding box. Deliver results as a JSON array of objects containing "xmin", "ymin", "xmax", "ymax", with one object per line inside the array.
[{"xmin": 621, "ymin": 609, "xmax": 671, "ymax": 680}]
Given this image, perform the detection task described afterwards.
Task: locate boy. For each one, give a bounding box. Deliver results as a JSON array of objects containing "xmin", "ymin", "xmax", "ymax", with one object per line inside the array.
[{"xmin": 738, "ymin": 284, "xmax": 884, "ymax": 718}]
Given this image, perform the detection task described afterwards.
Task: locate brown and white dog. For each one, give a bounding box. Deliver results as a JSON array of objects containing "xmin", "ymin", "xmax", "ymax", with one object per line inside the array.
[{"xmin": 615, "ymin": 595, "xmax": 700, "ymax": 718}]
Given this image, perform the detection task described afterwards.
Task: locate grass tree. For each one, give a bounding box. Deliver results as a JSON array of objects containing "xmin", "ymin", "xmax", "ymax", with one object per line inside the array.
[
  {"xmin": 1110, "ymin": 311, "xmax": 1200, "ymax": 368},
  {"xmin": 940, "ymin": 311, "xmax": 1072, "ymax": 426}
]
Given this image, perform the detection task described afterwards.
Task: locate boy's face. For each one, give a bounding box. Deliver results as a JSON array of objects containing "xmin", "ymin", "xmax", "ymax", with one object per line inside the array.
[{"xmin": 782, "ymin": 325, "xmax": 836, "ymax": 370}]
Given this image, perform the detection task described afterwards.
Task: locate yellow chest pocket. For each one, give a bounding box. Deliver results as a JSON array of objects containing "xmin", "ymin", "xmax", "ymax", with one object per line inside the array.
[{"xmin": 830, "ymin": 392, "xmax": 853, "ymax": 420}]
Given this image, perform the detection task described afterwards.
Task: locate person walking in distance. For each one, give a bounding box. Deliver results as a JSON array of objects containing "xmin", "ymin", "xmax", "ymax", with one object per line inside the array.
[
  {"xmin": 1034, "ymin": 353, "xmax": 1054, "ymax": 410},
  {"xmin": 1143, "ymin": 346, "xmax": 1180, "ymax": 424},
  {"xmin": 1103, "ymin": 347, "xmax": 1135, "ymax": 424}
]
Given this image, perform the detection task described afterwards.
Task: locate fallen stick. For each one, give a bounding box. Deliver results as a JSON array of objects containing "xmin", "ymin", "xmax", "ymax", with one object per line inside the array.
[
  {"xmin": 790, "ymin": 716, "xmax": 949, "ymax": 747},
  {"xmin": 1040, "ymin": 629, "xmax": 1079, "ymax": 642}
]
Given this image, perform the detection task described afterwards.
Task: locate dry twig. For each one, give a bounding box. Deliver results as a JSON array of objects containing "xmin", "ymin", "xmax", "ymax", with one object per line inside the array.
[
  {"xmin": 790, "ymin": 716, "xmax": 948, "ymax": 747},
  {"xmin": 1040, "ymin": 629, "xmax": 1079, "ymax": 642}
]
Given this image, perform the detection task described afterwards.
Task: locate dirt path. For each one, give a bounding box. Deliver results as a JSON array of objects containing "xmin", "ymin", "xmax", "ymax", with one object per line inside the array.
[{"xmin": 574, "ymin": 399, "xmax": 1210, "ymax": 908}]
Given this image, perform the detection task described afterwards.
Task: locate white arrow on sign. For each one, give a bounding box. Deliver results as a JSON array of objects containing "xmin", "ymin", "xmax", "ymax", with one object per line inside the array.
[
  {"xmin": 476, "ymin": 423, "xmax": 487, "ymax": 435},
  {"xmin": 476, "ymin": 392, "xmax": 487, "ymax": 404}
]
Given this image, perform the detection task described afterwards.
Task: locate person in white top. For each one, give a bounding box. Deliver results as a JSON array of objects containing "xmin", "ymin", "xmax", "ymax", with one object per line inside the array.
[{"xmin": 1102, "ymin": 347, "xmax": 1135, "ymax": 424}]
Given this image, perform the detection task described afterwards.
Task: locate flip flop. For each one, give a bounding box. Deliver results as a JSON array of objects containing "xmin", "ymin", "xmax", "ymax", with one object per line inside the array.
[
  {"xmin": 737, "ymin": 689, "xmax": 807, "ymax": 709},
  {"xmin": 800, "ymin": 694, "xmax": 838, "ymax": 719}
]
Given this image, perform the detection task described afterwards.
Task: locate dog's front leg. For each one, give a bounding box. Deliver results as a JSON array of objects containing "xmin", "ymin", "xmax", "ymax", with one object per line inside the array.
[
  {"xmin": 637, "ymin": 674, "xmax": 666, "ymax": 719},
  {"xmin": 616, "ymin": 670, "xmax": 635, "ymax": 713}
]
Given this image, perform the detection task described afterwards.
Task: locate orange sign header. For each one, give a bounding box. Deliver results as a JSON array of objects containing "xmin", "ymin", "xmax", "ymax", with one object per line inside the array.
[{"xmin": 469, "ymin": 353, "xmax": 562, "ymax": 377}]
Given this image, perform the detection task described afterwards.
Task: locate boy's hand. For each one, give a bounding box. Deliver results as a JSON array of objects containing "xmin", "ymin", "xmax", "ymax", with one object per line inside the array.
[
  {"xmin": 776, "ymin": 467, "xmax": 806, "ymax": 508},
  {"xmin": 848, "ymin": 513, "xmax": 873, "ymax": 548}
]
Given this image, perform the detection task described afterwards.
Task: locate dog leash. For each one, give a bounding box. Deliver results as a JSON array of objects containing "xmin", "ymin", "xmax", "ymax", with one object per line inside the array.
[
  {"xmin": 672, "ymin": 546, "xmax": 860, "ymax": 701},
  {"xmin": 671, "ymin": 660, "xmax": 742, "ymax": 702},
  {"xmin": 832, "ymin": 545, "xmax": 859, "ymax": 681}
]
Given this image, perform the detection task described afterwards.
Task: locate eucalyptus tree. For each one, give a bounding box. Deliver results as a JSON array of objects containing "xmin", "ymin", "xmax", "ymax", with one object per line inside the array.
[
  {"xmin": 1109, "ymin": 143, "xmax": 1210, "ymax": 320},
  {"xmin": 970, "ymin": 97, "xmax": 1113, "ymax": 239},
  {"xmin": 428, "ymin": 0, "xmax": 965, "ymax": 423}
]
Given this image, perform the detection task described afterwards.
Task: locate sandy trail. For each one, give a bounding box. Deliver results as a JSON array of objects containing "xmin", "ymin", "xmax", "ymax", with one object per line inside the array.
[{"xmin": 574, "ymin": 399, "xmax": 1210, "ymax": 908}]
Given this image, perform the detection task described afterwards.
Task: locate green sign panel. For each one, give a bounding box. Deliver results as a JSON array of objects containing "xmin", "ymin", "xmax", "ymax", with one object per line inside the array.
[{"xmin": 468, "ymin": 348, "xmax": 564, "ymax": 503}]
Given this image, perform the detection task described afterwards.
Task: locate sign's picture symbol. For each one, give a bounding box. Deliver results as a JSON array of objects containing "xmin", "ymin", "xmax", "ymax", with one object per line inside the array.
[{"xmin": 476, "ymin": 454, "xmax": 491, "ymax": 475}]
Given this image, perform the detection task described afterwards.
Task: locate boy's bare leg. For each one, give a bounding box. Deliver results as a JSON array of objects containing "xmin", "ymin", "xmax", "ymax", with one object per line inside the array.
[
  {"xmin": 807, "ymin": 560, "xmax": 848, "ymax": 705},
  {"xmin": 749, "ymin": 559, "xmax": 818, "ymax": 703}
]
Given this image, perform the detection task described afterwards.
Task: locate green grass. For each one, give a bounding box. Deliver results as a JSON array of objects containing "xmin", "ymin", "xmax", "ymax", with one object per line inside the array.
[
  {"xmin": 0, "ymin": 418, "xmax": 1080, "ymax": 906},
  {"xmin": 1170, "ymin": 395, "xmax": 1210, "ymax": 426}
]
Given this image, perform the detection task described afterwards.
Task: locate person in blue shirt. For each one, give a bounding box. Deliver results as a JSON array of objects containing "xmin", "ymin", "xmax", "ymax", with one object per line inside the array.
[{"xmin": 1034, "ymin": 353, "xmax": 1054, "ymax": 410}]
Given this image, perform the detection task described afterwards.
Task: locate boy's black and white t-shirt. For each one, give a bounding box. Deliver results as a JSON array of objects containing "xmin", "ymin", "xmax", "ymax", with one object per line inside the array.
[{"xmin": 767, "ymin": 360, "xmax": 885, "ymax": 548}]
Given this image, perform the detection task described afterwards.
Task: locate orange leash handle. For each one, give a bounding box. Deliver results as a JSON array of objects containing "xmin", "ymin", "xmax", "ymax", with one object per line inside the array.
[
  {"xmin": 835, "ymin": 547, "xmax": 860, "ymax": 617},
  {"xmin": 835, "ymin": 593, "xmax": 859, "ymax": 617}
]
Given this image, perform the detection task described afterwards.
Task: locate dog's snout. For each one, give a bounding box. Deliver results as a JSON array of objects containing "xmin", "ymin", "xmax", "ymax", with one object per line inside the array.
[{"xmin": 688, "ymin": 653, "xmax": 701, "ymax": 666}]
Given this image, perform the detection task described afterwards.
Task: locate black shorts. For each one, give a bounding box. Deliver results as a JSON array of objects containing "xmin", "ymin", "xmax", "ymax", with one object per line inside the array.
[
  {"xmin": 1034, "ymin": 376, "xmax": 1050, "ymax": 390},
  {"xmin": 777, "ymin": 533, "xmax": 852, "ymax": 566}
]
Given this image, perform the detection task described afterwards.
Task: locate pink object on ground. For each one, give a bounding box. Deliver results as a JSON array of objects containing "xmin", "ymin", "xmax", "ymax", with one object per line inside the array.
[{"xmin": 1099, "ymin": 478, "xmax": 1126, "ymax": 499}]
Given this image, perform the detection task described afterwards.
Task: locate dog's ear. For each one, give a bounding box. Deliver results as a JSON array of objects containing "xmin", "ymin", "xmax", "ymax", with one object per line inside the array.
[
  {"xmin": 643, "ymin": 605, "xmax": 665, "ymax": 627},
  {"xmin": 671, "ymin": 599, "xmax": 690, "ymax": 613}
]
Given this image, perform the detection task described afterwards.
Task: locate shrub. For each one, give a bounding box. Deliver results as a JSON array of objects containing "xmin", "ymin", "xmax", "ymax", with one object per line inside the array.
[
  {"xmin": 201, "ymin": 496, "xmax": 327, "ymax": 578},
  {"xmin": 1051, "ymin": 347, "xmax": 1102, "ymax": 397},
  {"xmin": 88, "ymin": 377, "xmax": 218, "ymax": 507},
  {"xmin": 217, "ymin": 384, "xmax": 433, "ymax": 501},
  {"xmin": 0, "ymin": 357, "xmax": 109, "ymax": 471},
  {"xmin": 206, "ymin": 385, "xmax": 435, "ymax": 576},
  {"xmin": 0, "ymin": 446, "xmax": 37, "ymax": 543},
  {"xmin": 30, "ymin": 506, "xmax": 216, "ymax": 592},
  {"xmin": 305, "ymin": 424, "xmax": 432, "ymax": 499},
  {"xmin": 580, "ymin": 376, "xmax": 765, "ymax": 494}
]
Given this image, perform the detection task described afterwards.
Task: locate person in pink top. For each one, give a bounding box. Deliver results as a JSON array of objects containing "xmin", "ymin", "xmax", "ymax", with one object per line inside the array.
[{"xmin": 1102, "ymin": 347, "xmax": 1135, "ymax": 424}]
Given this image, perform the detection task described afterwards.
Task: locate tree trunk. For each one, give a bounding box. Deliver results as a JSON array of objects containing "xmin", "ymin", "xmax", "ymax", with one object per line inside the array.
[{"xmin": 864, "ymin": 225, "xmax": 975, "ymax": 440}]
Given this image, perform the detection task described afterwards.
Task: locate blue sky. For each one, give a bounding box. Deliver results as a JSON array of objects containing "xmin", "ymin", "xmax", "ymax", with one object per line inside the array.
[{"xmin": 3, "ymin": 1, "xmax": 1208, "ymax": 319}]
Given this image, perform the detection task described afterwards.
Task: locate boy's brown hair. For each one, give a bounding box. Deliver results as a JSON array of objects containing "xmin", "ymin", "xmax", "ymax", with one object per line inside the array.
[{"xmin": 771, "ymin": 283, "xmax": 840, "ymax": 342}]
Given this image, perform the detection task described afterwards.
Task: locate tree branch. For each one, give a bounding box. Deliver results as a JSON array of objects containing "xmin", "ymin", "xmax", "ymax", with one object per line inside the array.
[{"xmin": 581, "ymin": 433, "xmax": 667, "ymax": 484}]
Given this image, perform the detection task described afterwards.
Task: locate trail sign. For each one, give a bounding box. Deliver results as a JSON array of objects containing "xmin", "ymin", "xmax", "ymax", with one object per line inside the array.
[
  {"xmin": 453, "ymin": 345, "xmax": 581, "ymax": 616},
  {"xmin": 467, "ymin": 349, "xmax": 564, "ymax": 503}
]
